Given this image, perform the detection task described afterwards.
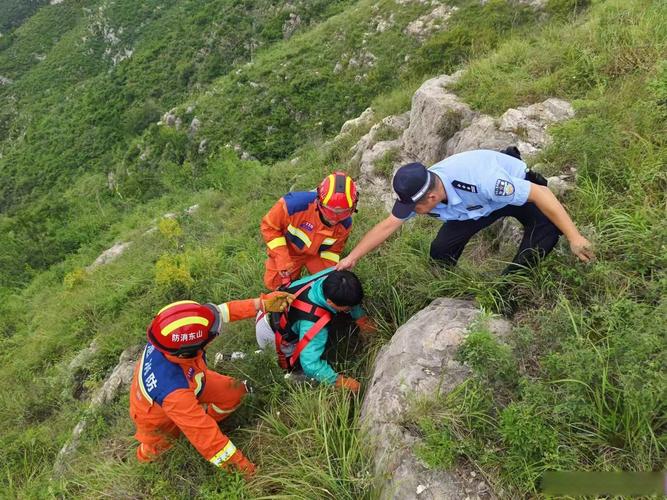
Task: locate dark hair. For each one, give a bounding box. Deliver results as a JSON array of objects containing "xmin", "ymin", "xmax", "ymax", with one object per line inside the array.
[{"xmin": 322, "ymin": 270, "xmax": 364, "ymax": 307}]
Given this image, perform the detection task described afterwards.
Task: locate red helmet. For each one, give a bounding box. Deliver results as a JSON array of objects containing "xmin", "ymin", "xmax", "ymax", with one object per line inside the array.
[
  {"xmin": 317, "ymin": 172, "xmax": 358, "ymax": 224},
  {"xmin": 147, "ymin": 300, "xmax": 221, "ymax": 357}
]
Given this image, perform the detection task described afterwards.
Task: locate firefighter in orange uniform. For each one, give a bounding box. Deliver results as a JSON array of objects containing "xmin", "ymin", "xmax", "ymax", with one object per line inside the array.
[
  {"xmin": 261, "ymin": 172, "xmax": 359, "ymax": 290},
  {"xmin": 129, "ymin": 292, "xmax": 291, "ymax": 477}
]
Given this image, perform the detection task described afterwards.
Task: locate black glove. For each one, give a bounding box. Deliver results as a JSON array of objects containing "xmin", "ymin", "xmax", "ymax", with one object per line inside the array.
[{"xmin": 525, "ymin": 169, "xmax": 548, "ymax": 186}]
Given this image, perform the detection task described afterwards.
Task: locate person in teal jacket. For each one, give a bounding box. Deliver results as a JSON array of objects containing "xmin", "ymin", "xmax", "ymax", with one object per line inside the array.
[{"xmin": 255, "ymin": 268, "xmax": 376, "ymax": 392}]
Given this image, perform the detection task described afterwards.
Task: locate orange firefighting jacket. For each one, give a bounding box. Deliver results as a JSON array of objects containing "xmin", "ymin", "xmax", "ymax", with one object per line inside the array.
[
  {"xmin": 130, "ymin": 299, "xmax": 256, "ymax": 467},
  {"xmin": 260, "ymin": 191, "xmax": 352, "ymax": 270}
]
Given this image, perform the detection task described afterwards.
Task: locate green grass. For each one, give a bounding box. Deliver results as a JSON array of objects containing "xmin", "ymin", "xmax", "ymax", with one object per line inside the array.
[{"xmin": 0, "ymin": 0, "xmax": 665, "ymax": 496}]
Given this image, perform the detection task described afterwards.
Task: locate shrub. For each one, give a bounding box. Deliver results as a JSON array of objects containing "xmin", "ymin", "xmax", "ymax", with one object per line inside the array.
[
  {"xmin": 63, "ymin": 268, "xmax": 87, "ymax": 290},
  {"xmin": 154, "ymin": 253, "xmax": 193, "ymax": 296}
]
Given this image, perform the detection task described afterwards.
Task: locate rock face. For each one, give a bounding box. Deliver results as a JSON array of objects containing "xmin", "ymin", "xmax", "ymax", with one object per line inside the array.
[
  {"xmin": 344, "ymin": 71, "xmax": 576, "ymax": 204},
  {"xmin": 53, "ymin": 345, "xmax": 142, "ymax": 476},
  {"xmin": 402, "ymin": 73, "xmax": 473, "ymax": 165},
  {"xmin": 282, "ymin": 12, "xmax": 302, "ymax": 39},
  {"xmin": 446, "ymin": 98, "xmax": 575, "ymax": 157},
  {"xmin": 361, "ymin": 298, "xmax": 511, "ymax": 499},
  {"xmin": 405, "ymin": 5, "xmax": 457, "ymax": 41},
  {"xmin": 339, "ymin": 107, "xmax": 375, "ymax": 135},
  {"xmin": 86, "ymin": 242, "xmax": 132, "ymax": 271}
]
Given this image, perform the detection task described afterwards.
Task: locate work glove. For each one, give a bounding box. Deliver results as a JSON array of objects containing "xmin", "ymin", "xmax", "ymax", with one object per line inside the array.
[
  {"xmin": 226, "ymin": 449, "xmax": 257, "ymax": 480},
  {"xmin": 335, "ymin": 375, "xmax": 360, "ymax": 393},
  {"xmin": 355, "ymin": 316, "xmax": 378, "ymax": 335},
  {"xmin": 259, "ymin": 291, "xmax": 294, "ymax": 313}
]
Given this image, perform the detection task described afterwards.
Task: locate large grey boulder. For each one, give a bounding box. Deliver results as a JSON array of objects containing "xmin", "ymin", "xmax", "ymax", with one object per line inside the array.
[
  {"xmin": 445, "ymin": 115, "xmax": 515, "ymax": 157},
  {"xmin": 447, "ymin": 98, "xmax": 575, "ymax": 157},
  {"xmin": 362, "ymin": 298, "xmax": 511, "ymax": 499},
  {"xmin": 402, "ymin": 73, "xmax": 475, "ymax": 165}
]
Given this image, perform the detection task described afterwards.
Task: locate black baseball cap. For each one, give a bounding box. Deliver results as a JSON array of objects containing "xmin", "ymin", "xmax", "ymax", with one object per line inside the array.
[{"xmin": 391, "ymin": 162, "xmax": 432, "ymax": 219}]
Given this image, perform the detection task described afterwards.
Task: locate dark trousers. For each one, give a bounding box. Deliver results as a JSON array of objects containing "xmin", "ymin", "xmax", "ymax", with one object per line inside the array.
[{"xmin": 429, "ymin": 203, "xmax": 562, "ymax": 273}]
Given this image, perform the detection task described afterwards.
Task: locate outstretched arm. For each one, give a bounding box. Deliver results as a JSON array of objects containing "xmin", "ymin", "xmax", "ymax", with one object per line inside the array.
[
  {"xmin": 336, "ymin": 215, "xmax": 405, "ymax": 270},
  {"xmin": 527, "ymin": 184, "xmax": 595, "ymax": 263}
]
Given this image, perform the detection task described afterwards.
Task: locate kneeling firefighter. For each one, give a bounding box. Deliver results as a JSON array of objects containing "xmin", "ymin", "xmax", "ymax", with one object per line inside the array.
[
  {"xmin": 255, "ymin": 268, "xmax": 377, "ymax": 393},
  {"xmin": 129, "ymin": 292, "xmax": 292, "ymax": 478}
]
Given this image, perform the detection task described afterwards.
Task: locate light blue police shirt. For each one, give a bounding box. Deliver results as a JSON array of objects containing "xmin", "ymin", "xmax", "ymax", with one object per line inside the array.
[{"xmin": 400, "ymin": 150, "xmax": 533, "ymax": 222}]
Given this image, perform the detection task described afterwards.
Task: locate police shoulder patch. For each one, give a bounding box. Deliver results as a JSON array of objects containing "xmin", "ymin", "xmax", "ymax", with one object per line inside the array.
[
  {"xmin": 452, "ymin": 180, "xmax": 478, "ymax": 193},
  {"xmin": 494, "ymin": 179, "xmax": 515, "ymax": 196}
]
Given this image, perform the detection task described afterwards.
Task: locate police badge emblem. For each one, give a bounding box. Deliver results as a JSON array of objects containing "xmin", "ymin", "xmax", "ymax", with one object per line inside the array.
[{"xmin": 494, "ymin": 179, "xmax": 515, "ymax": 196}]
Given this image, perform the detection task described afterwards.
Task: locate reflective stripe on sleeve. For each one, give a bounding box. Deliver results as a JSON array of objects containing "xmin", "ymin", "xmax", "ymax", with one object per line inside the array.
[
  {"xmin": 322, "ymin": 237, "xmax": 337, "ymax": 246},
  {"xmin": 209, "ymin": 440, "xmax": 237, "ymax": 466},
  {"xmin": 320, "ymin": 251, "xmax": 340, "ymax": 263},
  {"xmin": 267, "ymin": 236, "xmax": 287, "ymax": 249},
  {"xmin": 220, "ymin": 303, "xmax": 230, "ymax": 323},
  {"xmin": 211, "ymin": 403, "xmax": 241, "ymax": 415}
]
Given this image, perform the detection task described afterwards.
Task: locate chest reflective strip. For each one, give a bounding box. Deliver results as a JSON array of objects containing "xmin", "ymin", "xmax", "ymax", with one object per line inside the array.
[
  {"xmin": 138, "ymin": 346, "xmax": 154, "ymax": 405},
  {"xmin": 209, "ymin": 440, "xmax": 237, "ymax": 466},
  {"xmin": 286, "ymin": 224, "xmax": 312, "ymax": 248}
]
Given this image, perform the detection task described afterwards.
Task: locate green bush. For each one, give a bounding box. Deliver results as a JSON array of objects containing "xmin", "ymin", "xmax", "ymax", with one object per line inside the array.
[{"xmin": 154, "ymin": 253, "xmax": 194, "ymax": 297}]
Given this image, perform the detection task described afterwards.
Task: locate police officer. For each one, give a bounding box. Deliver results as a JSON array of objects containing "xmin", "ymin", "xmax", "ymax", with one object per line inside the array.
[{"xmin": 337, "ymin": 149, "xmax": 594, "ymax": 274}]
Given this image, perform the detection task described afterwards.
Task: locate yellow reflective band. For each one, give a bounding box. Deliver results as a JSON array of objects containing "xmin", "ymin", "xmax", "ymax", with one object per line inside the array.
[
  {"xmin": 267, "ymin": 236, "xmax": 287, "ymax": 249},
  {"xmin": 345, "ymin": 176, "xmax": 353, "ymax": 207},
  {"xmin": 320, "ymin": 251, "xmax": 340, "ymax": 263},
  {"xmin": 137, "ymin": 347, "xmax": 153, "ymax": 404},
  {"xmin": 210, "ymin": 440, "xmax": 237, "ymax": 466},
  {"xmin": 194, "ymin": 372, "xmax": 204, "ymax": 396},
  {"xmin": 211, "ymin": 403, "xmax": 240, "ymax": 414},
  {"xmin": 287, "ymin": 224, "xmax": 312, "ymax": 247},
  {"xmin": 161, "ymin": 316, "xmax": 209, "ymax": 336},
  {"xmin": 157, "ymin": 300, "xmax": 198, "ymax": 316},
  {"xmin": 322, "ymin": 237, "xmax": 337, "ymax": 246},
  {"xmin": 322, "ymin": 174, "xmax": 336, "ymax": 205},
  {"xmin": 220, "ymin": 303, "xmax": 230, "ymax": 323}
]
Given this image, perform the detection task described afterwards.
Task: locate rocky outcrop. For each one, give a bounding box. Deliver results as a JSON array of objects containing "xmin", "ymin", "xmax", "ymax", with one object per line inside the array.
[
  {"xmin": 346, "ymin": 71, "xmax": 575, "ymax": 202},
  {"xmin": 282, "ymin": 13, "xmax": 302, "ymax": 39},
  {"xmin": 402, "ymin": 72, "xmax": 472, "ymax": 165},
  {"xmin": 351, "ymin": 112, "xmax": 410, "ymax": 208},
  {"xmin": 362, "ymin": 298, "xmax": 511, "ymax": 499},
  {"xmin": 53, "ymin": 345, "xmax": 142, "ymax": 476},
  {"xmin": 405, "ymin": 5, "xmax": 457, "ymax": 41},
  {"xmin": 339, "ymin": 107, "xmax": 375, "ymax": 135},
  {"xmin": 446, "ymin": 98, "xmax": 575, "ymax": 157},
  {"xmin": 86, "ymin": 242, "xmax": 132, "ymax": 271}
]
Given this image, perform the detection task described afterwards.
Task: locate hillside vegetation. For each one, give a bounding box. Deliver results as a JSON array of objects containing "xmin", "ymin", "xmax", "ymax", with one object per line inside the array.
[{"xmin": 0, "ymin": 0, "xmax": 665, "ymax": 497}]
